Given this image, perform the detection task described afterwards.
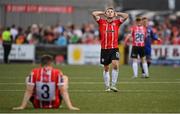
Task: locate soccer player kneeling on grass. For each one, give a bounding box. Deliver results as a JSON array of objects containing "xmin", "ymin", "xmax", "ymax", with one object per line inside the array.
[
  {"xmin": 92, "ymin": 8, "xmax": 128, "ymax": 92},
  {"xmin": 13, "ymin": 55, "xmax": 79, "ymax": 110}
]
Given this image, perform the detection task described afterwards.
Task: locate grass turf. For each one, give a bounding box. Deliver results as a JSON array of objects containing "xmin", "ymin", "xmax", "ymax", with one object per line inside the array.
[{"xmin": 0, "ymin": 64, "xmax": 179, "ymax": 113}]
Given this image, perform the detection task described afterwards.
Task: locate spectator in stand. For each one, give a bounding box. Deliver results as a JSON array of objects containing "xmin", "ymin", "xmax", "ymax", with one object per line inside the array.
[
  {"xmin": 54, "ymin": 23, "xmax": 65, "ymax": 35},
  {"xmin": 55, "ymin": 32, "xmax": 68, "ymax": 46},
  {"xmin": 10, "ymin": 24, "xmax": 18, "ymax": 43},
  {"xmin": 170, "ymin": 26, "xmax": 180, "ymax": 45},
  {"xmin": 1, "ymin": 13, "xmax": 179, "ymax": 45},
  {"xmin": 43, "ymin": 26, "xmax": 56, "ymax": 44},
  {"xmin": 67, "ymin": 24, "xmax": 81, "ymax": 44},
  {"xmin": 0, "ymin": 26, "xmax": 3, "ymax": 44},
  {"xmin": 24, "ymin": 26, "xmax": 31, "ymax": 42},
  {"xmin": 152, "ymin": 32, "xmax": 163, "ymax": 45},
  {"xmin": 15, "ymin": 27, "xmax": 27, "ymax": 44},
  {"xmin": 83, "ymin": 33, "xmax": 94, "ymax": 44},
  {"xmin": 27, "ymin": 24, "xmax": 42, "ymax": 44},
  {"xmin": 82, "ymin": 23, "xmax": 95, "ymax": 44},
  {"xmin": 53, "ymin": 23, "xmax": 65, "ymax": 42}
]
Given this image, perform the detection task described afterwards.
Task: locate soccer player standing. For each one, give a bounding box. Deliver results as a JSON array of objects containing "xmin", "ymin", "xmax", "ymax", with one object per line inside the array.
[
  {"xmin": 140, "ymin": 17, "xmax": 161, "ymax": 77},
  {"xmin": 13, "ymin": 55, "xmax": 79, "ymax": 110},
  {"xmin": 92, "ymin": 8, "xmax": 128, "ymax": 92},
  {"xmin": 130, "ymin": 17, "xmax": 149, "ymax": 78}
]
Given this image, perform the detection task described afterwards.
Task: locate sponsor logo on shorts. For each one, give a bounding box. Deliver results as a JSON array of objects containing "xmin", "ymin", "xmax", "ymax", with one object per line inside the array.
[
  {"xmin": 116, "ymin": 52, "xmax": 120, "ymax": 59},
  {"xmin": 101, "ymin": 58, "xmax": 104, "ymax": 62},
  {"xmin": 132, "ymin": 54, "xmax": 136, "ymax": 56}
]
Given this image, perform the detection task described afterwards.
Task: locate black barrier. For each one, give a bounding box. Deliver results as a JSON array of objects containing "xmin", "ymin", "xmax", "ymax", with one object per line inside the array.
[
  {"xmin": 36, "ymin": 44, "xmax": 67, "ymax": 64},
  {"xmin": 121, "ymin": 0, "xmax": 172, "ymax": 11}
]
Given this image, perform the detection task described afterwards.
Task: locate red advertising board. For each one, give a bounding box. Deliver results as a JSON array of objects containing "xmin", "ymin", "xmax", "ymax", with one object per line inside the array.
[{"xmin": 5, "ymin": 4, "xmax": 73, "ymax": 13}]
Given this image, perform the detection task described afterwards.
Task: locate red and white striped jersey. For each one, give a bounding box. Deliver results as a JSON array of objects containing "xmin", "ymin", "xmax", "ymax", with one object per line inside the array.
[
  {"xmin": 131, "ymin": 25, "xmax": 147, "ymax": 47},
  {"xmin": 97, "ymin": 18, "xmax": 124, "ymax": 49},
  {"xmin": 26, "ymin": 67, "xmax": 64, "ymax": 108}
]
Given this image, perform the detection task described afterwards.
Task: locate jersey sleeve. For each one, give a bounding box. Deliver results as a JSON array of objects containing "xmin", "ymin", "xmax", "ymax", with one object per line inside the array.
[
  {"xmin": 130, "ymin": 26, "xmax": 134, "ymax": 37},
  {"xmin": 57, "ymin": 71, "xmax": 64, "ymax": 87},
  {"xmin": 116, "ymin": 17, "xmax": 125, "ymax": 25},
  {"xmin": 97, "ymin": 18, "xmax": 103, "ymax": 24},
  {"xmin": 26, "ymin": 71, "xmax": 35, "ymax": 86},
  {"xmin": 150, "ymin": 28, "xmax": 158, "ymax": 40}
]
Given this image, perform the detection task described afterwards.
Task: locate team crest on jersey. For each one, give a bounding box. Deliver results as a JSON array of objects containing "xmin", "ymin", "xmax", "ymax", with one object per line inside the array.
[
  {"xmin": 112, "ymin": 23, "xmax": 116, "ymax": 26},
  {"xmin": 106, "ymin": 30, "xmax": 115, "ymax": 32}
]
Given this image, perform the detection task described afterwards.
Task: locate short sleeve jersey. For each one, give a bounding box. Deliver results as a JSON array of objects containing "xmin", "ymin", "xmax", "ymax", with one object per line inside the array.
[
  {"xmin": 26, "ymin": 67, "xmax": 64, "ymax": 108},
  {"xmin": 97, "ymin": 18, "xmax": 124, "ymax": 49},
  {"xmin": 131, "ymin": 25, "xmax": 147, "ymax": 47}
]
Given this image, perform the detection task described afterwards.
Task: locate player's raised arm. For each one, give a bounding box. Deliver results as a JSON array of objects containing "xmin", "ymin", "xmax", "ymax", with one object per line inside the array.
[
  {"xmin": 150, "ymin": 28, "xmax": 162, "ymax": 42},
  {"xmin": 92, "ymin": 10, "xmax": 104, "ymax": 21},
  {"xmin": 115, "ymin": 12, "xmax": 129, "ymax": 21}
]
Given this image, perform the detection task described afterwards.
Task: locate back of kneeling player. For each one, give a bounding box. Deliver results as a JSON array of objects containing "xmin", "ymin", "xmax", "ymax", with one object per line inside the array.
[{"xmin": 13, "ymin": 55, "xmax": 79, "ymax": 110}]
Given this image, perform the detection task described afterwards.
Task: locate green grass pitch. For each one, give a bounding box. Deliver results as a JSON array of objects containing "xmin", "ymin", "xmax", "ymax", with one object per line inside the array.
[{"xmin": 0, "ymin": 64, "xmax": 180, "ymax": 113}]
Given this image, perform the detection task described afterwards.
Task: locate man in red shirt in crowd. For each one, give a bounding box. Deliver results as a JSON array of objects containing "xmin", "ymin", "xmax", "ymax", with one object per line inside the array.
[
  {"xmin": 13, "ymin": 55, "xmax": 79, "ymax": 110},
  {"xmin": 92, "ymin": 8, "xmax": 128, "ymax": 92}
]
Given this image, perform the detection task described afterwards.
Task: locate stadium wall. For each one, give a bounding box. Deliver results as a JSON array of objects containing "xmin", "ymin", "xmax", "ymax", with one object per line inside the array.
[
  {"xmin": 0, "ymin": 44, "xmax": 35, "ymax": 61},
  {"xmin": 0, "ymin": 44, "xmax": 180, "ymax": 65},
  {"xmin": 0, "ymin": 0, "xmax": 109, "ymax": 27},
  {"xmin": 128, "ymin": 45, "xmax": 180, "ymax": 65},
  {"xmin": 116, "ymin": 0, "xmax": 179, "ymax": 11}
]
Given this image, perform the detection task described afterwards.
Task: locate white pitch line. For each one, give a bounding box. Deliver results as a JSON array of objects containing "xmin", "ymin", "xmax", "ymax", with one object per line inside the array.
[
  {"xmin": 0, "ymin": 77, "xmax": 102, "ymax": 79},
  {"xmin": 0, "ymin": 81, "xmax": 180, "ymax": 85},
  {"xmin": 0, "ymin": 90, "xmax": 24, "ymax": 92},
  {"xmin": 0, "ymin": 89, "xmax": 180, "ymax": 93},
  {"xmin": 70, "ymin": 82, "xmax": 180, "ymax": 84},
  {"xmin": 0, "ymin": 83, "xmax": 24, "ymax": 85},
  {"xmin": 0, "ymin": 77, "xmax": 179, "ymax": 80}
]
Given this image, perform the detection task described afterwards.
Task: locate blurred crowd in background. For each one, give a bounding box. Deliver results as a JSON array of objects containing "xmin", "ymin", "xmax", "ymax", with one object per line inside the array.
[{"xmin": 0, "ymin": 14, "xmax": 180, "ymax": 46}]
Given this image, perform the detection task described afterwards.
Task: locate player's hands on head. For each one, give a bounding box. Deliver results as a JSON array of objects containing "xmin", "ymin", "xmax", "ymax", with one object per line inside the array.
[
  {"xmin": 69, "ymin": 106, "xmax": 80, "ymax": 111},
  {"xmin": 115, "ymin": 12, "xmax": 118, "ymax": 17},
  {"xmin": 12, "ymin": 106, "xmax": 25, "ymax": 110}
]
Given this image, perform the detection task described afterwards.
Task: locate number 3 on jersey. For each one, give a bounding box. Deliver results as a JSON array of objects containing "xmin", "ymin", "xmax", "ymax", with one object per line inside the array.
[
  {"xmin": 41, "ymin": 84, "xmax": 50, "ymax": 99},
  {"xmin": 36, "ymin": 82, "xmax": 56, "ymax": 101},
  {"xmin": 135, "ymin": 32, "xmax": 144, "ymax": 43}
]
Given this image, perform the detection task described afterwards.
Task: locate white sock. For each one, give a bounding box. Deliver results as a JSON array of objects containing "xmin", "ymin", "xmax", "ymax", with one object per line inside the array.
[
  {"xmin": 103, "ymin": 71, "xmax": 110, "ymax": 87},
  {"xmin": 132, "ymin": 62, "xmax": 138, "ymax": 77},
  {"xmin": 142, "ymin": 62, "xmax": 149, "ymax": 76},
  {"xmin": 112, "ymin": 69, "xmax": 118, "ymax": 87}
]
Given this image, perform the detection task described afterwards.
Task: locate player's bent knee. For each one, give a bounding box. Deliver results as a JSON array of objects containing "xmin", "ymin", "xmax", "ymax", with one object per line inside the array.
[
  {"xmin": 112, "ymin": 64, "xmax": 118, "ymax": 70},
  {"xmin": 104, "ymin": 65, "xmax": 109, "ymax": 71},
  {"xmin": 112, "ymin": 60, "xmax": 119, "ymax": 68},
  {"xmin": 133, "ymin": 58, "xmax": 138, "ymax": 62},
  {"xmin": 141, "ymin": 57, "xmax": 146, "ymax": 63}
]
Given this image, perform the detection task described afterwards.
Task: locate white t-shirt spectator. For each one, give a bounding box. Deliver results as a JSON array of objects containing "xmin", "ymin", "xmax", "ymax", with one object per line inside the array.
[{"xmin": 10, "ymin": 28, "xmax": 18, "ymax": 41}]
